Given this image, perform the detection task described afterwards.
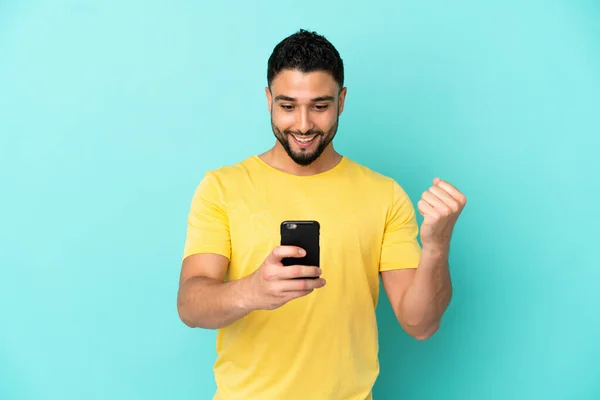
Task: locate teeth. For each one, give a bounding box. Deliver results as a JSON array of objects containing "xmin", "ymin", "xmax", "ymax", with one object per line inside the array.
[{"xmin": 293, "ymin": 135, "xmax": 316, "ymax": 143}]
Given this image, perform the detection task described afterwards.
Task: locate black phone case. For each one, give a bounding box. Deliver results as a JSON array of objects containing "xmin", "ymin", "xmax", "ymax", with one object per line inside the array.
[{"xmin": 280, "ymin": 220, "xmax": 320, "ymax": 268}]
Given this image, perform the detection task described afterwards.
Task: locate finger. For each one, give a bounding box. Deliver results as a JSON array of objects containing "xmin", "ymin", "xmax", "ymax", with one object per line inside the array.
[
  {"xmin": 268, "ymin": 246, "xmax": 306, "ymax": 264},
  {"xmin": 277, "ymin": 289, "xmax": 318, "ymax": 304},
  {"xmin": 422, "ymin": 191, "xmax": 451, "ymax": 215},
  {"xmin": 284, "ymin": 289, "xmax": 315, "ymax": 299},
  {"xmin": 278, "ymin": 277, "xmax": 326, "ymax": 292},
  {"xmin": 418, "ymin": 199, "xmax": 439, "ymax": 218},
  {"xmin": 277, "ymin": 265, "xmax": 322, "ymax": 280},
  {"xmin": 434, "ymin": 178, "xmax": 467, "ymax": 205},
  {"xmin": 428, "ymin": 186, "xmax": 460, "ymax": 212}
]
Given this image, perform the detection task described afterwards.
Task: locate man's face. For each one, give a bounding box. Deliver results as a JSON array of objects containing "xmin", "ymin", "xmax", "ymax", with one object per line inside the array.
[{"xmin": 266, "ymin": 69, "xmax": 346, "ymax": 166}]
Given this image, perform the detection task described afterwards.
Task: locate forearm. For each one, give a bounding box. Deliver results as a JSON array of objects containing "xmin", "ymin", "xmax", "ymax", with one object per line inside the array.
[
  {"xmin": 177, "ymin": 276, "xmax": 251, "ymax": 329},
  {"xmin": 399, "ymin": 246, "xmax": 453, "ymax": 339}
]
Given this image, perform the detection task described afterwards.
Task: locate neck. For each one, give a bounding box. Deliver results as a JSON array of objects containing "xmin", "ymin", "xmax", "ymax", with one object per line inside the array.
[{"xmin": 259, "ymin": 143, "xmax": 342, "ymax": 176}]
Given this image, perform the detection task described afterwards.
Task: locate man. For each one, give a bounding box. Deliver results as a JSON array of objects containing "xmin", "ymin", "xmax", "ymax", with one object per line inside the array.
[{"xmin": 177, "ymin": 29, "xmax": 467, "ymax": 400}]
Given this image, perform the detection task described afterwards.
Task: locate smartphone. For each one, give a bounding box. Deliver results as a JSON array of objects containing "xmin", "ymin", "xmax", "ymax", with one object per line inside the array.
[{"xmin": 280, "ymin": 220, "xmax": 320, "ymax": 268}]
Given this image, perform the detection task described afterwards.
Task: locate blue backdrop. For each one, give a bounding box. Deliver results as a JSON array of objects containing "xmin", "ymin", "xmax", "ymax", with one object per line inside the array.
[{"xmin": 1, "ymin": 1, "xmax": 599, "ymax": 399}]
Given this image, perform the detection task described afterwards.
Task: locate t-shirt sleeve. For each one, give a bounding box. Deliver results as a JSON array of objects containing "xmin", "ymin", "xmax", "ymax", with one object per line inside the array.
[
  {"xmin": 379, "ymin": 180, "xmax": 422, "ymax": 271},
  {"xmin": 182, "ymin": 171, "xmax": 231, "ymax": 261}
]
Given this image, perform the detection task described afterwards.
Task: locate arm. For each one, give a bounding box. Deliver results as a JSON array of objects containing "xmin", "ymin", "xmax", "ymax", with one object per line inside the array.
[
  {"xmin": 177, "ymin": 248, "xmax": 325, "ymax": 330},
  {"xmin": 381, "ymin": 177, "xmax": 465, "ymax": 340},
  {"xmin": 177, "ymin": 253, "xmax": 251, "ymax": 329},
  {"xmin": 177, "ymin": 171, "xmax": 247, "ymax": 329},
  {"xmin": 381, "ymin": 246, "xmax": 452, "ymax": 340}
]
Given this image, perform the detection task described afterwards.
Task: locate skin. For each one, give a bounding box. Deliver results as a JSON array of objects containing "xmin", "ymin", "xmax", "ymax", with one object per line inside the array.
[
  {"xmin": 261, "ymin": 69, "xmax": 347, "ymax": 175},
  {"xmin": 177, "ymin": 69, "xmax": 467, "ymax": 340}
]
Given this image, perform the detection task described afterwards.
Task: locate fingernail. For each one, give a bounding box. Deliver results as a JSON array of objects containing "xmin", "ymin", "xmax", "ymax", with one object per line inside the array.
[
  {"xmin": 317, "ymin": 268, "xmax": 322, "ymax": 275},
  {"xmin": 299, "ymin": 249, "xmax": 306, "ymax": 256}
]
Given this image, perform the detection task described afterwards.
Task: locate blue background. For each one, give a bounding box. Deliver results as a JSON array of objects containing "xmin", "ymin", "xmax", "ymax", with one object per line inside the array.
[{"xmin": 1, "ymin": 1, "xmax": 599, "ymax": 399}]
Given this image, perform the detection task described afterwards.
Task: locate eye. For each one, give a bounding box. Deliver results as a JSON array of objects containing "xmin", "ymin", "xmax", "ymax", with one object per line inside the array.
[
  {"xmin": 313, "ymin": 104, "xmax": 329, "ymax": 111},
  {"xmin": 280, "ymin": 104, "xmax": 295, "ymax": 111}
]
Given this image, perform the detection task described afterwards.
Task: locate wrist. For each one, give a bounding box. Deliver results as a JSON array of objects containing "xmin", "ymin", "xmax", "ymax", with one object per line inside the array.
[
  {"xmin": 232, "ymin": 276, "xmax": 258, "ymax": 313},
  {"xmin": 421, "ymin": 242, "xmax": 449, "ymax": 259}
]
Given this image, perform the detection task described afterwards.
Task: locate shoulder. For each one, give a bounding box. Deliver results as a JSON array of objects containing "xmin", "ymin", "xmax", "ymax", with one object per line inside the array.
[
  {"xmin": 342, "ymin": 157, "xmax": 415, "ymax": 213},
  {"xmin": 196, "ymin": 156, "xmax": 258, "ymax": 187},
  {"xmin": 343, "ymin": 157, "xmax": 404, "ymax": 191}
]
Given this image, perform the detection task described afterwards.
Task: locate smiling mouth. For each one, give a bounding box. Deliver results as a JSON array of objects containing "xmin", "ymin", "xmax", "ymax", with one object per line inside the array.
[{"xmin": 290, "ymin": 134, "xmax": 318, "ymax": 144}]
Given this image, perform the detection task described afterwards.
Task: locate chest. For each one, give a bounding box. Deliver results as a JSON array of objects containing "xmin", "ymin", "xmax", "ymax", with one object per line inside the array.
[{"xmin": 225, "ymin": 182, "xmax": 388, "ymax": 280}]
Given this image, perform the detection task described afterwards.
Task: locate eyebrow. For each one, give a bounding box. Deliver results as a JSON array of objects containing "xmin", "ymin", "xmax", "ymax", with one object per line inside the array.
[{"xmin": 274, "ymin": 95, "xmax": 335, "ymax": 102}]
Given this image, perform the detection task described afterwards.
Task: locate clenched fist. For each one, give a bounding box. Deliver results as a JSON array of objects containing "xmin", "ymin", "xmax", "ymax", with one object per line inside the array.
[{"xmin": 418, "ymin": 178, "xmax": 467, "ymax": 251}]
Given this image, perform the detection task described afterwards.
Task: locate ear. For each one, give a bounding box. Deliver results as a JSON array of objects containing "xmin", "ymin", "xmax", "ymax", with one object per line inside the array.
[
  {"xmin": 265, "ymin": 87, "xmax": 273, "ymax": 112},
  {"xmin": 337, "ymin": 87, "xmax": 347, "ymax": 116}
]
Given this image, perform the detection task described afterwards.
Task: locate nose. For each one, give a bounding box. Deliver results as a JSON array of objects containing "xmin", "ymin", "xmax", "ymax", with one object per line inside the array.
[{"xmin": 296, "ymin": 108, "xmax": 313, "ymax": 134}]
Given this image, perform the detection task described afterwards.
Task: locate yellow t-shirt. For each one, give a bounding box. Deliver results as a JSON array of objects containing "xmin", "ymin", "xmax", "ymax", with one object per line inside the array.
[{"xmin": 183, "ymin": 155, "xmax": 421, "ymax": 400}]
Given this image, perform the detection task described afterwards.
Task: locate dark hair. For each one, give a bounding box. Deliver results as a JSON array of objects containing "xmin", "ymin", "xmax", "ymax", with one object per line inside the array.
[{"xmin": 267, "ymin": 29, "xmax": 344, "ymax": 90}]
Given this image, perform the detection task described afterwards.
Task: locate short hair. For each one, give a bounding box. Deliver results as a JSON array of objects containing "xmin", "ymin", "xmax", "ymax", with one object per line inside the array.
[{"xmin": 267, "ymin": 29, "xmax": 344, "ymax": 90}]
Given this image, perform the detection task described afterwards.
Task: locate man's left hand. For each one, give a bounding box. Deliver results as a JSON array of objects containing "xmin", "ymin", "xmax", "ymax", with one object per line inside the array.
[{"xmin": 418, "ymin": 178, "xmax": 467, "ymax": 252}]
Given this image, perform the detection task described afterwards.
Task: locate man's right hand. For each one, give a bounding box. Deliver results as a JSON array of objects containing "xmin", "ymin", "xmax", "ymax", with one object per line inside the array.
[{"xmin": 241, "ymin": 246, "xmax": 326, "ymax": 311}]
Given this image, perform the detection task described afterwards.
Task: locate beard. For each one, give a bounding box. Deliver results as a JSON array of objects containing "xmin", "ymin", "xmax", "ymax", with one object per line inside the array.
[{"xmin": 271, "ymin": 115, "xmax": 339, "ymax": 166}]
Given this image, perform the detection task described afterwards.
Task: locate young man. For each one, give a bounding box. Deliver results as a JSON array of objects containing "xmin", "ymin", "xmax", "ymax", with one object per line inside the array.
[{"xmin": 177, "ymin": 29, "xmax": 467, "ymax": 400}]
